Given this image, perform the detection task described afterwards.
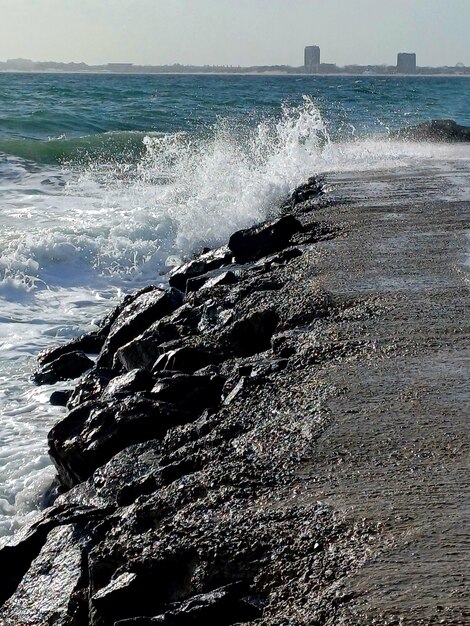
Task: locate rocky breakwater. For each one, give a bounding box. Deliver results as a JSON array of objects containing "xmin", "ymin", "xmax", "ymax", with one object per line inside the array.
[{"xmin": 0, "ymin": 177, "xmax": 381, "ymax": 626}]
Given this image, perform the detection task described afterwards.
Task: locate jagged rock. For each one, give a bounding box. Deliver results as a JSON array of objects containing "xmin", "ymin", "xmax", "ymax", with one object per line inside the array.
[
  {"xmin": 67, "ymin": 367, "xmax": 115, "ymax": 409},
  {"xmin": 96, "ymin": 288, "xmax": 184, "ymax": 368},
  {"xmin": 151, "ymin": 373, "xmax": 225, "ymax": 410},
  {"xmin": 114, "ymin": 322, "xmax": 181, "ymax": 372},
  {"xmin": 288, "ymin": 176, "xmax": 325, "ymax": 207},
  {"xmin": 33, "ymin": 350, "xmax": 94, "ymax": 385},
  {"xmin": 153, "ymin": 346, "xmax": 219, "ymax": 374},
  {"xmin": 253, "ymin": 247, "xmax": 303, "ymax": 271},
  {"xmin": 168, "ymin": 246, "xmax": 233, "ymax": 291},
  {"xmin": 113, "ymin": 583, "xmax": 262, "ymax": 625},
  {"xmin": 89, "ymin": 553, "xmax": 199, "ymax": 626},
  {"xmin": 186, "ymin": 270, "xmax": 238, "ymax": 293},
  {"xmin": 102, "ymin": 369, "xmax": 155, "ymax": 400},
  {"xmin": 48, "ymin": 396, "xmax": 193, "ymax": 488},
  {"xmin": 0, "ymin": 524, "xmax": 87, "ymax": 625},
  {"xmin": 228, "ymin": 215, "xmax": 301, "ymax": 263},
  {"xmin": 117, "ymin": 453, "xmax": 204, "ymax": 507},
  {"xmin": 50, "ymin": 389, "xmax": 73, "ymax": 406},
  {"xmin": 69, "ymin": 440, "xmax": 162, "ymax": 508},
  {"xmin": 220, "ymin": 309, "xmax": 279, "ymax": 357},
  {"xmin": 394, "ymin": 119, "xmax": 470, "ymax": 142},
  {"xmin": 113, "ymin": 302, "xmax": 205, "ymax": 373},
  {"xmin": 37, "ymin": 331, "xmax": 104, "ymax": 366},
  {"xmin": 37, "ymin": 286, "xmax": 160, "ymax": 367}
]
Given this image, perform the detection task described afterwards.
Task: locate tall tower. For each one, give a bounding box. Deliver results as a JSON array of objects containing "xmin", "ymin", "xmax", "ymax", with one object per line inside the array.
[
  {"xmin": 304, "ymin": 46, "xmax": 320, "ymax": 73},
  {"xmin": 397, "ymin": 53, "xmax": 417, "ymax": 74}
]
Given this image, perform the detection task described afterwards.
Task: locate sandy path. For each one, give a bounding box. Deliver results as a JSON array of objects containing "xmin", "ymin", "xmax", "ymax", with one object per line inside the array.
[{"xmin": 302, "ymin": 165, "xmax": 469, "ymax": 624}]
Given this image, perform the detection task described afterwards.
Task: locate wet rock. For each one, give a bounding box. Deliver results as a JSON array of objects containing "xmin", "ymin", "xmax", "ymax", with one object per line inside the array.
[
  {"xmin": 220, "ymin": 309, "xmax": 279, "ymax": 357},
  {"xmin": 50, "ymin": 389, "xmax": 73, "ymax": 406},
  {"xmin": 96, "ymin": 288, "xmax": 184, "ymax": 368},
  {"xmin": 117, "ymin": 454, "xmax": 204, "ymax": 506},
  {"xmin": 168, "ymin": 246, "xmax": 233, "ymax": 292},
  {"xmin": 52, "ymin": 440, "xmax": 162, "ymax": 510},
  {"xmin": 186, "ymin": 270, "xmax": 238, "ymax": 293},
  {"xmin": 228, "ymin": 215, "xmax": 302, "ymax": 263},
  {"xmin": 48, "ymin": 396, "xmax": 193, "ymax": 488},
  {"xmin": 36, "ymin": 286, "xmax": 161, "ymax": 367},
  {"xmin": 37, "ymin": 331, "xmax": 105, "ymax": 366},
  {"xmin": 102, "ymin": 369, "xmax": 155, "ymax": 400},
  {"xmin": 114, "ymin": 583, "xmax": 262, "ymax": 625},
  {"xmin": 288, "ymin": 176, "xmax": 325, "ymax": 208},
  {"xmin": 0, "ymin": 524, "xmax": 86, "ymax": 625},
  {"xmin": 89, "ymin": 554, "xmax": 198, "ymax": 626},
  {"xmin": 151, "ymin": 373, "xmax": 225, "ymax": 411},
  {"xmin": 394, "ymin": 119, "xmax": 470, "ymax": 142},
  {"xmin": 67, "ymin": 367, "xmax": 115, "ymax": 409},
  {"xmin": 253, "ymin": 247, "xmax": 303, "ymax": 271},
  {"xmin": 114, "ymin": 322, "xmax": 181, "ymax": 372},
  {"xmin": 33, "ymin": 350, "xmax": 94, "ymax": 385},
  {"xmin": 153, "ymin": 346, "xmax": 219, "ymax": 375}
]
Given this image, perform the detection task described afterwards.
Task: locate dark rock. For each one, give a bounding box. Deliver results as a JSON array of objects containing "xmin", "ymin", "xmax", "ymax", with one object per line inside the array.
[
  {"xmin": 271, "ymin": 331, "xmax": 301, "ymax": 357},
  {"xmin": 113, "ymin": 583, "xmax": 261, "ymax": 625},
  {"xmin": 153, "ymin": 346, "xmax": 219, "ymax": 375},
  {"xmin": 48, "ymin": 396, "xmax": 193, "ymax": 488},
  {"xmin": 151, "ymin": 373, "xmax": 225, "ymax": 410},
  {"xmin": 117, "ymin": 454, "xmax": 204, "ymax": 507},
  {"xmin": 0, "ymin": 519, "xmax": 54, "ymax": 607},
  {"xmin": 0, "ymin": 524, "xmax": 87, "ymax": 624},
  {"xmin": 186, "ymin": 270, "xmax": 238, "ymax": 293},
  {"xmin": 394, "ymin": 119, "xmax": 470, "ymax": 142},
  {"xmin": 250, "ymin": 357, "xmax": 289, "ymax": 378},
  {"xmin": 33, "ymin": 350, "xmax": 94, "ymax": 385},
  {"xmin": 37, "ymin": 331, "xmax": 104, "ymax": 366},
  {"xmin": 288, "ymin": 176, "xmax": 325, "ymax": 207},
  {"xmin": 50, "ymin": 389, "xmax": 72, "ymax": 406},
  {"xmin": 223, "ymin": 376, "xmax": 250, "ymax": 405},
  {"xmin": 197, "ymin": 302, "xmax": 235, "ymax": 334},
  {"xmin": 114, "ymin": 322, "xmax": 181, "ymax": 372},
  {"xmin": 253, "ymin": 247, "xmax": 303, "ymax": 271},
  {"xmin": 52, "ymin": 440, "xmax": 162, "ymax": 510},
  {"xmin": 96, "ymin": 288, "xmax": 183, "ymax": 368},
  {"xmin": 290, "ymin": 221, "xmax": 337, "ymax": 246},
  {"xmin": 36, "ymin": 286, "xmax": 160, "ymax": 367},
  {"xmin": 67, "ymin": 367, "xmax": 115, "ymax": 409},
  {"xmin": 220, "ymin": 309, "xmax": 279, "ymax": 357},
  {"xmin": 89, "ymin": 554, "xmax": 198, "ymax": 626},
  {"xmin": 228, "ymin": 215, "xmax": 301, "ymax": 263},
  {"xmin": 102, "ymin": 369, "xmax": 155, "ymax": 400},
  {"xmin": 168, "ymin": 246, "xmax": 233, "ymax": 291}
]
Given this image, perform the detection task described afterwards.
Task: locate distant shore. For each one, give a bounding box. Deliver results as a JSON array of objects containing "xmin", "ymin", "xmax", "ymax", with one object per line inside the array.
[{"xmin": 1, "ymin": 69, "xmax": 470, "ymax": 78}]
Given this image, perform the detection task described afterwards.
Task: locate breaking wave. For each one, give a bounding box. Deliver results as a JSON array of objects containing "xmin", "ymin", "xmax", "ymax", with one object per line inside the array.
[{"xmin": 1, "ymin": 97, "xmax": 469, "ymax": 298}]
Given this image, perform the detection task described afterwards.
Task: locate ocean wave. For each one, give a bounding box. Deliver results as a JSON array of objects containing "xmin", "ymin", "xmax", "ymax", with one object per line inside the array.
[
  {"xmin": 1, "ymin": 98, "xmax": 469, "ymax": 297},
  {"xmin": 0, "ymin": 131, "xmax": 149, "ymax": 165}
]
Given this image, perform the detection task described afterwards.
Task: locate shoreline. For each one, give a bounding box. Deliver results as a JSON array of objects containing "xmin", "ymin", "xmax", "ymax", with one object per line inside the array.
[
  {"xmin": 1, "ymin": 70, "xmax": 470, "ymax": 78},
  {"xmin": 0, "ymin": 164, "xmax": 469, "ymax": 623}
]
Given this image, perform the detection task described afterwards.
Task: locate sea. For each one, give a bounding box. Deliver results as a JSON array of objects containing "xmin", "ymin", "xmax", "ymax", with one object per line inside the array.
[{"xmin": 0, "ymin": 72, "xmax": 469, "ymax": 543}]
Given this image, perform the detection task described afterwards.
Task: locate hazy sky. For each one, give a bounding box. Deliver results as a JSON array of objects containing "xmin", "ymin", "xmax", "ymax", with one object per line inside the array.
[{"xmin": 0, "ymin": 0, "xmax": 469, "ymax": 67}]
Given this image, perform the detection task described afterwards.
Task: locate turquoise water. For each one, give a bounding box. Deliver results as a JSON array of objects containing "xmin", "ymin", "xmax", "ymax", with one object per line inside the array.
[
  {"xmin": 0, "ymin": 73, "xmax": 469, "ymax": 541},
  {"xmin": 1, "ymin": 74, "xmax": 469, "ymax": 160}
]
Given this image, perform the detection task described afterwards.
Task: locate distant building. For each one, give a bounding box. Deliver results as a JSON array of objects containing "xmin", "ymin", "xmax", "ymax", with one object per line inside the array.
[
  {"xmin": 304, "ymin": 46, "xmax": 320, "ymax": 73},
  {"xmin": 397, "ymin": 53, "xmax": 417, "ymax": 74}
]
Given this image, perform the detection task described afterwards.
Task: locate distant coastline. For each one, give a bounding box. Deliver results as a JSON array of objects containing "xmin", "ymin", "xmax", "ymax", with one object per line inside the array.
[{"xmin": 1, "ymin": 58, "xmax": 469, "ymax": 76}]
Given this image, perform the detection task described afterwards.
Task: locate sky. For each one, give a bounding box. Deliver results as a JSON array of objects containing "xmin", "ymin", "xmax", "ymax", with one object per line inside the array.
[{"xmin": 0, "ymin": 0, "xmax": 469, "ymax": 67}]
